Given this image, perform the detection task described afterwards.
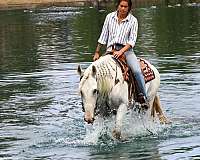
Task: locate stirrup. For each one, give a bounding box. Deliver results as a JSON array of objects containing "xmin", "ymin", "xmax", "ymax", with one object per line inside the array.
[{"xmin": 138, "ymin": 93, "xmax": 149, "ymax": 110}]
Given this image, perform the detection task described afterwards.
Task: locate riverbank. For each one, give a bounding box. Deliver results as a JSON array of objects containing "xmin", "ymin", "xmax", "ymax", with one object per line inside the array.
[
  {"xmin": 0, "ymin": 0, "xmax": 93, "ymax": 10},
  {"xmin": 0, "ymin": 0, "xmax": 199, "ymax": 10}
]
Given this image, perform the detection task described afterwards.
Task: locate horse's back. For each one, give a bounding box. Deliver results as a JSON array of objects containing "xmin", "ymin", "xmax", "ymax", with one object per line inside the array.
[
  {"xmin": 92, "ymin": 54, "xmax": 160, "ymax": 100},
  {"xmin": 145, "ymin": 62, "xmax": 160, "ymax": 101}
]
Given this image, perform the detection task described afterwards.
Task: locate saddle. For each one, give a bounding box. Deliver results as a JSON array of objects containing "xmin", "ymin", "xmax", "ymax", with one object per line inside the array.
[{"xmin": 108, "ymin": 52, "xmax": 155, "ymax": 101}]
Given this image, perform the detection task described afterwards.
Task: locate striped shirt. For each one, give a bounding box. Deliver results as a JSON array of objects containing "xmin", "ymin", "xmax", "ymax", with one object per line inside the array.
[{"xmin": 98, "ymin": 11, "xmax": 138, "ymax": 51}]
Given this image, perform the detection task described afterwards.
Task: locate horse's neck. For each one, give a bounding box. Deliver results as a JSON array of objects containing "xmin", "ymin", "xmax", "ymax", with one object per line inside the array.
[
  {"xmin": 95, "ymin": 58, "xmax": 115, "ymax": 80},
  {"xmin": 93, "ymin": 56, "xmax": 122, "ymax": 96}
]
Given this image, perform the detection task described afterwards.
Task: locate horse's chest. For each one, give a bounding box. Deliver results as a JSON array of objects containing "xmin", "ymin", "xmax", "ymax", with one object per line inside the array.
[{"xmin": 95, "ymin": 98, "xmax": 118, "ymax": 117}]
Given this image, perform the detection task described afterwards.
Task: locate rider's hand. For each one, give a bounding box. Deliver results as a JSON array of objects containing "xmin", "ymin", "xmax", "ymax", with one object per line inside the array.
[
  {"xmin": 113, "ymin": 50, "xmax": 124, "ymax": 59},
  {"xmin": 93, "ymin": 52, "xmax": 100, "ymax": 61}
]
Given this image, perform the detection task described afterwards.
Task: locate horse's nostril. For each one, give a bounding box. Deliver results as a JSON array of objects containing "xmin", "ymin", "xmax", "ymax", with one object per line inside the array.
[
  {"xmin": 84, "ymin": 117, "xmax": 94, "ymax": 124},
  {"xmin": 84, "ymin": 117, "xmax": 89, "ymax": 122}
]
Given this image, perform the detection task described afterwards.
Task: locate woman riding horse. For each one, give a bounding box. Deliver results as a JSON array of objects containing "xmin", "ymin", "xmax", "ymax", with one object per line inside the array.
[{"xmin": 93, "ymin": 0, "xmax": 149, "ymax": 109}]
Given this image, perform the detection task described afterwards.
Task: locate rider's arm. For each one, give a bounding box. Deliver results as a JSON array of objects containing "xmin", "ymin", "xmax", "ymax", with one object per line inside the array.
[
  {"xmin": 93, "ymin": 43, "xmax": 103, "ymax": 61},
  {"xmin": 113, "ymin": 44, "xmax": 132, "ymax": 59},
  {"xmin": 94, "ymin": 14, "xmax": 110, "ymax": 61},
  {"xmin": 120, "ymin": 44, "xmax": 132, "ymax": 53}
]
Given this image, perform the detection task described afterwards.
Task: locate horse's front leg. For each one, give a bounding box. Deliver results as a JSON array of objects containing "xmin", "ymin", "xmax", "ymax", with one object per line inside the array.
[{"xmin": 112, "ymin": 103, "xmax": 127, "ymax": 139}]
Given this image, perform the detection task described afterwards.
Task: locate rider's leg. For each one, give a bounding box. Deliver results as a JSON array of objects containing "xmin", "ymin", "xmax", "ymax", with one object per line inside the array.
[{"xmin": 125, "ymin": 51, "xmax": 149, "ymax": 108}]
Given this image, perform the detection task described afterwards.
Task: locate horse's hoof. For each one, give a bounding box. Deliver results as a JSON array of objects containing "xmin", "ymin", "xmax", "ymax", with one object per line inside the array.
[
  {"xmin": 159, "ymin": 115, "xmax": 172, "ymax": 124},
  {"xmin": 112, "ymin": 129, "xmax": 121, "ymax": 140}
]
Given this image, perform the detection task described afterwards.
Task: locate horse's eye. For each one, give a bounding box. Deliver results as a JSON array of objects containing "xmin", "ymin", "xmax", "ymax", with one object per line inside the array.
[{"xmin": 93, "ymin": 89, "xmax": 98, "ymax": 95}]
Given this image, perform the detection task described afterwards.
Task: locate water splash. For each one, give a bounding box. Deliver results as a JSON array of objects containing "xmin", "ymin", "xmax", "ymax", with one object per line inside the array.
[{"xmin": 74, "ymin": 111, "xmax": 167, "ymax": 146}]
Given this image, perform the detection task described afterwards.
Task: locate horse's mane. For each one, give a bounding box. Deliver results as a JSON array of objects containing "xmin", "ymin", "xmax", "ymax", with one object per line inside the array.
[{"xmin": 79, "ymin": 55, "xmax": 122, "ymax": 96}]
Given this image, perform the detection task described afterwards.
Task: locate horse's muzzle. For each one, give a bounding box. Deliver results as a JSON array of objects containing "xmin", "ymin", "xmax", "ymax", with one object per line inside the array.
[{"xmin": 84, "ymin": 117, "xmax": 95, "ymax": 124}]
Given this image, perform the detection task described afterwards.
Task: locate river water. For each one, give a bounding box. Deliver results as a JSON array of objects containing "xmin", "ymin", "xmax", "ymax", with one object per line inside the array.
[{"xmin": 0, "ymin": 4, "xmax": 200, "ymax": 160}]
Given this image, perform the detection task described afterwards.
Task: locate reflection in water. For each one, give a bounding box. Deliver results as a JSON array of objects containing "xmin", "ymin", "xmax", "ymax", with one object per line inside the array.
[{"xmin": 0, "ymin": 5, "xmax": 200, "ymax": 159}]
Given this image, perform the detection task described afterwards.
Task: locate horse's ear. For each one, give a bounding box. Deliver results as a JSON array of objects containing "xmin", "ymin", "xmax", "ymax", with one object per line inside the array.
[
  {"xmin": 91, "ymin": 65, "xmax": 97, "ymax": 77},
  {"xmin": 77, "ymin": 65, "xmax": 83, "ymax": 76}
]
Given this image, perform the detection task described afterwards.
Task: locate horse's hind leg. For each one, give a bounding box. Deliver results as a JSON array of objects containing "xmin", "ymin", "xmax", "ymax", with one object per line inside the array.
[{"xmin": 152, "ymin": 95, "xmax": 171, "ymax": 124}]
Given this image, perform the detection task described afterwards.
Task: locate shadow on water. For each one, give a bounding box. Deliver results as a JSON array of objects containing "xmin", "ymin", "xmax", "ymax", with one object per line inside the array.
[{"xmin": 0, "ymin": 4, "xmax": 200, "ymax": 159}]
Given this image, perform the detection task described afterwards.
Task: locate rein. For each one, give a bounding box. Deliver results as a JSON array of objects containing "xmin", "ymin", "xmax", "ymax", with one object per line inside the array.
[{"xmin": 115, "ymin": 60, "xmax": 119, "ymax": 84}]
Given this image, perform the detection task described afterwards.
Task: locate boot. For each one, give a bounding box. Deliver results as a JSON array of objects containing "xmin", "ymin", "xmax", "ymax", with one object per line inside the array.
[{"xmin": 138, "ymin": 93, "xmax": 149, "ymax": 110}]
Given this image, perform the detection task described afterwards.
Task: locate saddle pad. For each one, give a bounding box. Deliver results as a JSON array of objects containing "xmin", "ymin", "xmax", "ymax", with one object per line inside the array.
[{"xmin": 139, "ymin": 58, "xmax": 155, "ymax": 83}]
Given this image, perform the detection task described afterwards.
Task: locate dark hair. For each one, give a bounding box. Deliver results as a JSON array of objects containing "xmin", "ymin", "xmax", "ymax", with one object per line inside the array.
[{"xmin": 116, "ymin": 0, "xmax": 132, "ymax": 13}]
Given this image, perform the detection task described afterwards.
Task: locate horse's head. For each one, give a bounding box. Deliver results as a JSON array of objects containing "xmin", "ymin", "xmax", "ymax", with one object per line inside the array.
[{"xmin": 77, "ymin": 65, "xmax": 98, "ymax": 124}]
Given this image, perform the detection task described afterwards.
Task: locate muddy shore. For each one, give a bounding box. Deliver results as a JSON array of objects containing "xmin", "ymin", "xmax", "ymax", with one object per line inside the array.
[
  {"xmin": 0, "ymin": 0, "xmax": 94, "ymax": 10},
  {"xmin": 0, "ymin": 0, "xmax": 199, "ymax": 10}
]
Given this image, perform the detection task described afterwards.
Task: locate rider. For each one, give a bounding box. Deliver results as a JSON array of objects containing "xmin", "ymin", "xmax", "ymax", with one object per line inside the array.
[{"xmin": 93, "ymin": 0, "xmax": 149, "ymax": 109}]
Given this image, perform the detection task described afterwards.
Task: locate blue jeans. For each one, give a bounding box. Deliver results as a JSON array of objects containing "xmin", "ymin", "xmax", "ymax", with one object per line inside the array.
[
  {"xmin": 125, "ymin": 51, "xmax": 147, "ymax": 99},
  {"xmin": 110, "ymin": 44, "xmax": 147, "ymax": 99}
]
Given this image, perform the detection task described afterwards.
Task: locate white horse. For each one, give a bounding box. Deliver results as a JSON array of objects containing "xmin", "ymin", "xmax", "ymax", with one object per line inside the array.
[{"xmin": 77, "ymin": 54, "xmax": 169, "ymax": 139}]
